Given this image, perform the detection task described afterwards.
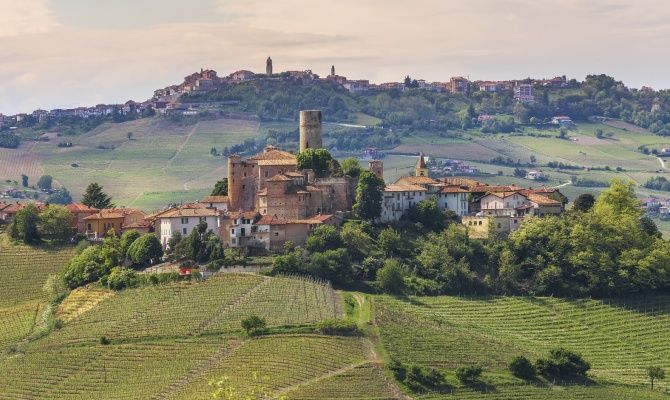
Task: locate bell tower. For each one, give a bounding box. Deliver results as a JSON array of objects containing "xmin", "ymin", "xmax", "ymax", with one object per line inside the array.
[{"xmin": 415, "ymin": 152, "xmax": 429, "ymax": 177}]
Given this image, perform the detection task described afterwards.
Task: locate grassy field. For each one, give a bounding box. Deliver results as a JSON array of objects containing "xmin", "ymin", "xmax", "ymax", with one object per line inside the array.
[{"xmin": 374, "ymin": 294, "xmax": 670, "ymax": 398}]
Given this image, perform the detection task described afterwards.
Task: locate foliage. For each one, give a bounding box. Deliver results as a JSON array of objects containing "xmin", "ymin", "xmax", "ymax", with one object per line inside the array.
[
  {"xmin": 47, "ymin": 188, "xmax": 73, "ymax": 204},
  {"xmin": 36, "ymin": 175, "xmax": 53, "ymax": 190},
  {"xmin": 405, "ymin": 197, "xmax": 450, "ymax": 231},
  {"xmin": 573, "ymin": 193, "xmax": 595, "ymax": 212},
  {"xmin": 170, "ymin": 221, "xmax": 224, "ymax": 263},
  {"xmin": 21, "ymin": 174, "xmax": 28, "ymax": 187},
  {"xmin": 353, "ymin": 170, "xmax": 385, "ymax": 220},
  {"xmin": 375, "ymin": 259, "xmax": 406, "ymax": 294},
  {"xmin": 241, "ymin": 315, "xmax": 267, "ymax": 335},
  {"xmin": 104, "ymin": 267, "xmax": 140, "ymax": 290},
  {"xmin": 0, "ymin": 132, "xmax": 20, "ymax": 148},
  {"xmin": 127, "ymin": 234, "xmax": 163, "ymax": 266},
  {"xmin": 339, "ymin": 222, "xmax": 377, "ymax": 262},
  {"xmin": 305, "ymin": 225, "xmax": 343, "ymax": 253},
  {"xmin": 341, "ymin": 157, "xmax": 363, "ymax": 178},
  {"xmin": 509, "ymin": 355, "xmax": 537, "ymax": 380},
  {"xmin": 211, "ymin": 178, "xmax": 228, "ymax": 196},
  {"xmin": 315, "ymin": 318, "xmax": 360, "ymax": 336},
  {"xmin": 536, "ymin": 348, "xmax": 590, "ymax": 381},
  {"xmin": 644, "ymin": 176, "xmax": 670, "ymax": 192},
  {"xmin": 646, "ymin": 366, "xmax": 665, "ymax": 390},
  {"xmin": 39, "ymin": 205, "xmax": 74, "ymax": 242},
  {"xmin": 9, "ymin": 204, "xmax": 40, "ymax": 244},
  {"xmin": 378, "ymin": 228, "xmax": 402, "ymax": 258},
  {"xmin": 61, "ymin": 246, "xmax": 113, "ymax": 289},
  {"xmin": 81, "ymin": 182, "xmax": 114, "ymax": 209},
  {"xmin": 456, "ymin": 365, "xmax": 483, "ymax": 385},
  {"xmin": 272, "ymin": 247, "xmax": 353, "ymax": 285},
  {"xmin": 119, "ymin": 229, "xmax": 141, "ymax": 258},
  {"xmin": 296, "ymin": 148, "xmax": 340, "ymax": 177}
]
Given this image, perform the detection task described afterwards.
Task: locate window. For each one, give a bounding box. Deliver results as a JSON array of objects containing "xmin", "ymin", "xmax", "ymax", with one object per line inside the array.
[
  {"xmin": 264, "ymin": 171, "xmax": 268, "ymax": 177},
  {"xmin": 87, "ymin": 223, "xmax": 92, "ymax": 231},
  {"xmin": 242, "ymin": 185, "xmax": 246, "ymax": 190},
  {"xmin": 231, "ymin": 228, "xmax": 235, "ymax": 235},
  {"xmin": 274, "ymin": 232, "xmax": 279, "ymax": 236},
  {"xmin": 181, "ymin": 217, "xmax": 189, "ymax": 224},
  {"xmin": 182, "ymin": 228, "xmax": 187, "ymax": 235}
]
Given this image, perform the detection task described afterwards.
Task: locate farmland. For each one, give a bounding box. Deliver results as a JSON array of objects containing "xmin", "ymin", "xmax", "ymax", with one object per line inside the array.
[{"xmin": 374, "ymin": 294, "xmax": 670, "ymax": 398}]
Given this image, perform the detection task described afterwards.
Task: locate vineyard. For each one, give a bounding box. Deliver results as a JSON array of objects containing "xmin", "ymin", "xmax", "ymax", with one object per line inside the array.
[{"xmin": 375, "ymin": 295, "xmax": 670, "ymax": 399}]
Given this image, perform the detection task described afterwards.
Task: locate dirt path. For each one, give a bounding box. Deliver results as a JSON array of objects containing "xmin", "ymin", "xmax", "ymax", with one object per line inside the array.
[
  {"xmin": 658, "ymin": 157, "xmax": 667, "ymax": 171},
  {"xmin": 165, "ymin": 122, "xmax": 199, "ymax": 168}
]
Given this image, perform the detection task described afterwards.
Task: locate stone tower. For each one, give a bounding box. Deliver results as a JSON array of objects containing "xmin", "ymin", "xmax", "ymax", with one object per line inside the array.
[
  {"xmin": 415, "ymin": 152, "xmax": 429, "ymax": 177},
  {"xmin": 299, "ymin": 110, "xmax": 323, "ymax": 152},
  {"xmin": 266, "ymin": 56, "xmax": 273, "ymax": 75},
  {"xmin": 330, "ymin": 65, "xmax": 335, "ymax": 76},
  {"xmin": 369, "ymin": 160, "xmax": 384, "ymax": 179}
]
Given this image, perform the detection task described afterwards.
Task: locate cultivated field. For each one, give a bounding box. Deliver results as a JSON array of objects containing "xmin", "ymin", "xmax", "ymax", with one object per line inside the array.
[{"xmin": 375, "ymin": 295, "xmax": 670, "ymax": 398}]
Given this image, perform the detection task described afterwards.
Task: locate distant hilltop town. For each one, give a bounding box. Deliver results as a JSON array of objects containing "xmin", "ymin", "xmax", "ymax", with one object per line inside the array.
[{"xmin": 0, "ymin": 56, "xmax": 576, "ymax": 125}]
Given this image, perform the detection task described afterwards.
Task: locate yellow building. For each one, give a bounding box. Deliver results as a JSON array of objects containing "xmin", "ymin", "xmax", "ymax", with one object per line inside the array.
[{"xmin": 82, "ymin": 208, "xmax": 146, "ymax": 239}]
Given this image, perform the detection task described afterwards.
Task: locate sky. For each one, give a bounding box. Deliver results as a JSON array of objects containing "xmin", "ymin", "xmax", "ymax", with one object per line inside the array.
[{"xmin": 1, "ymin": 0, "xmax": 669, "ymax": 115}]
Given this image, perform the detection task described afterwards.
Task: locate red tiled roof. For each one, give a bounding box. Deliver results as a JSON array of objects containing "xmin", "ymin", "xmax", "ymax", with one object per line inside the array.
[
  {"xmin": 201, "ymin": 195, "xmax": 229, "ymax": 203},
  {"xmin": 66, "ymin": 203, "xmax": 99, "ymax": 213},
  {"xmin": 385, "ymin": 184, "xmax": 427, "ymax": 192}
]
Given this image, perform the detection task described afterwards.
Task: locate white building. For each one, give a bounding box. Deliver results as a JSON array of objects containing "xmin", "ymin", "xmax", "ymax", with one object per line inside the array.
[
  {"xmin": 436, "ymin": 186, "xmax": 470, "ymax": 216},
  {"xmin": 200, "ymin": 195, "xmax": 229, "ymax": 211},
  {"xmin": 480, "ymin": 191, "xmax": 530, "ymax": 216},
  {"xmin": 380, "ymin": 184, "xmax": 427, "ymax": 223},
  {"xmin": 156, "ymin": 207, "xmax": 220, "ymax": 249},
  {"xmin": 525, "ymin": 170, "xmax": 547, "ymax": 181},
  {"xmin": 514, "ymin": 84, "xmax": 535, "ymax": 102}
]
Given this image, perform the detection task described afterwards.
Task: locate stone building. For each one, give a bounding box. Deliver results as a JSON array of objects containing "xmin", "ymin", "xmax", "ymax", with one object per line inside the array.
[{"xmin": 299, "ymin": 110, "xmax": 323, "ymax": 151}]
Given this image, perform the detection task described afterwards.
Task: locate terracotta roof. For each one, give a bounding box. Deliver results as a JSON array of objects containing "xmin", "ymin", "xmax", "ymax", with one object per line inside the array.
[
  {"xmin": 385, "ymin": 184, "xmax": 427, "ymax": 192},
  {"xmin": 157, "ymin": 207, "xmax": 219, "ymax": 218},
  {"xmin": 267, "ymin": 174, "xmax": 293, "ymax": 182},
  {"xmin": 2, "ymin": 202, "xmax": 45, "ymax": 214},
  {"xmin": 225, "ymin": 211, "xmax": 260, "ymax": 220},
  {"xmin": 123, "ymin": 220, "xmax": 153, "ymax": 229},
  {"xmin": 439, "ymin": 177, "xmax": 484, "ymax": 188},
  {"xmin": 83, "ymin": 208, "xmax": 144, "ymax": 220},
  {"xmin": 66, "ymin": 203, "xmax": 99, "ymax": 213},
  {"xmin": 485, "ymin": 191, "xmax": 527, "ymax": 199},
  {"xmin": 201, "ymin": 195, "xmax": 229, "ymax": 203},
  {"xmin": 472, "ymin": 185, "xmax": 519, "ymax": 193},
  {"xmin": 284, "ymin": 172, "xmax": 304, "ymax": 178},
  {"xmin": 528, "ymin": 193, "xmax": 562, "ymax": 206},
  {"xmin": 440, "ymin": 186, "xmax": 469, "ymax": 193},
  {"xmin": 297, "ymin": 214, "xmax": 335, "ymax": 224},
  {"xmin": 394, "ymin": 176, "xmax": 439, "ymax": 185},
  {"xmin": 256, "ymin": 215, "xmax": 289, "ymax": 225},
  {"xmin": 250, "ymin": 146, "xmax": 297, "ymax": 166}
]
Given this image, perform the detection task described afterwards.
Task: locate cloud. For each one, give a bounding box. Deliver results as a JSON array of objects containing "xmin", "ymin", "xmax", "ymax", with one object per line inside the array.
[{"xmin": 0, "ymin": 0, "xmax": 58, "ymax": 38}]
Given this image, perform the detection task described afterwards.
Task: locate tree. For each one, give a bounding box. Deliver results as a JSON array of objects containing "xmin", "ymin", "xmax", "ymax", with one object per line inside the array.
[
  {"xmin": 646, "ymin": 366, "xmax": 665, "ymax": 390},
  {"xmin": 241, "ymin": 315, "xmax": 266, "ymax": 335},
  {"xmin": 535, "ymin": 348, "xmax": 590, "ymax": 381},
  {"xmin": 341, "ymin": 158, "xmax": 363, "ymax": 178},
  {"xmin": 353, "ymin": 170, "xmax": 385, "ymax": 220},
  {"xmin": 305, "ymin": 225, "xmax": 342, "ymax": 253},
  {"xmin": 211, "ymin": 178, "xmax": 228, "ymax": 196},
  {"xmin": 378, "ymin": 228, "xmax": 402, "ymax": 258},
  {"xmin": 82, "ymin": 182, "xmax": 113, "ymax": 209},
  {"xmin": 127, "ymin": 234, "xmax": 163, "ymax": 266},
  {"xmin": 456, "ymin": 365, "xmax": 483, "ymax": 385},
  {"xmin": 572, "ymin": 193, "xmax": 595, "ymax": 212},
  {"xmin": 21, "ymin": 174, "xmax": 28, "ymax": 187},
  {"xmin": 405, "ymin": 197, "xmax": 448, "ymax": 231},
  {"xmin": 126, "ymin": 132, "xmax": 133, "ymax": 140},
  {"xmin": 119, "ymin": 229, "xmax": 141, "ymax": 257},
  {"xmin": 9, "ymin": 204, "xmax": 40, "ymax": 244},
  {"xmin": 509, "ymin": 355, "xmax": 536, "ymax": 380},
  {"xmin": 296, "ymin": 148, "xmax": 339, "ymax": 177},
  {"xmin": 36, "ymin": 175, "xmax": 53, "ymax": 190},
  {"xmin": 39, "ymin": 205, "xmax": 74, "ymax": 242},
  {"xmin": 376, "ymin": 259, "xmax": 406, "ymax": 294},
  {"xmin": 47, "ymin": 188, "xmax": 73, "ymax": 205}
]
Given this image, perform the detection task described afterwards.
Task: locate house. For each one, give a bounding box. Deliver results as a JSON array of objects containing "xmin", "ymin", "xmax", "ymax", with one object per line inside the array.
[
  {"xmin": 514, "ymin": 84, "xmax": 535, "ymax": 102},
  {"xmin": 436, "ymin": 186, "xmax": 470, "ymax": 216},
  {"xmin": 230, "ymin": 70, "xmax": 255, "ymax": 82},
  {"xmin": 450, "ymin": 77, "xmax": 469, "ymax": 94},
  {"xmin": 66, "ymin": 203, "xmax": 99, "ymax": 232},
  {"xmin": 82, "ymin": 208, "xmax": 146, "ymax": 240},
  {"xmin": 551, "ymin": 116, "xmax": 574, "ymax": 127},
  {"xmin": 154, "ymin": 205, "xmax": 221, "ymax": 249},
  {"xmin": 380, "ymin": 184, "xmax": 428, "ymax": 223},
  {"xmin": 220, "ymin": 211, "xmax": 261, "ymax": 249},
  {"xmin": 525, "ymin": 170, "xmax": 547, "ymax": 181},
  {"xmin": 200, "ymin": 195, "xmax": 229, "ymax": 211},
  {"xmin": 463, "ymin": 215, "xmax": 524, "ymax": 238},
  {"xmin": 480, "ymin": 191, "xmax": 530, "ymax": 216},
  {"xmin": 0, "ymin": 202, "xmax": 45, "ymax": 223},
  {"xmin": 254, "ymin": 214, "xmax": 340, "ymax": 252}
]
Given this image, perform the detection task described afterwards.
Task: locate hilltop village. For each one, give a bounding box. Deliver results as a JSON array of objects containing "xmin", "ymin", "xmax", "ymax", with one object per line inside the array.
[{"xmin": 0, "ymin": 109, "xmax": 565, "ymax": 252}]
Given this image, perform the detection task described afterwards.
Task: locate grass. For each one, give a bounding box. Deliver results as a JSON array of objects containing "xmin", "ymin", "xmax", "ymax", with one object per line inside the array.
[{"xmin": 374, "ymin": 294, "xmax": 670, "ymax": 398}]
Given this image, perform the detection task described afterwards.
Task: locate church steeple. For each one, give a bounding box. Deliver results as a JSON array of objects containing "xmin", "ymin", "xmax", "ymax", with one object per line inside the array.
[
  {"xmin": 415, "ymin": 152, "xmax": 429, "ymax": 177},
  {"xmin": 330, "ymin": 65, "xmax": 335, "ymax": 76}
]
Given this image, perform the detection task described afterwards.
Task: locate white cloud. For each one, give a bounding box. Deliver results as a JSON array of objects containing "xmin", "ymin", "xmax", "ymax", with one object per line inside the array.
[{"xmin": 0, "ymin": 0, "xmax": 58, "ymax": 37}]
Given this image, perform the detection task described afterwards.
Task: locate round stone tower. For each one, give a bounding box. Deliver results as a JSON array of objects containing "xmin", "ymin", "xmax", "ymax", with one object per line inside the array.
[{"xmin": 299, "ymin": 110, "xmax": 323, "ymax": 152}]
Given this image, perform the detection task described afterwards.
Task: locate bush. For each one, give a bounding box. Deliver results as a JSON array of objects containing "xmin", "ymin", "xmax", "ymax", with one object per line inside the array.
[
  {"xmin": 315, "ymin": 318, "xmax": 360, "ymax": 336},
  {"xmin": 536, "ymin": 348, "xmax": 590, "ymax": 381},
  {"xmin": 456, "ymin": 365, "xmax": 483, "ymax": 385},
  {"xmin": 104, "ymin": 267, "xmax": 140, "ymax": 290},
  {"xmin": 509, "ymin": 355, "xmax": 536, "ymax": 380},
  {"xmin": 100, "ymin": 336, "xmax": 111, "ymax": 345},
  {"xmin": 376, "ymin": 259, "xmax": 406, "ymax": 294},
  {"xmin": 405, "ymin": 364, "xmax": 445, "ymax": 392},
  {"xmin": 241, "ymin": 315, "xmax": 267, "ymax": 336},
  {"xmin": 127, "ymin": 234, "xmax": 163, "ymax": 266},
  {"xmin": 388, "ymin": 357, "xmax": 406, "ymax": 381}
]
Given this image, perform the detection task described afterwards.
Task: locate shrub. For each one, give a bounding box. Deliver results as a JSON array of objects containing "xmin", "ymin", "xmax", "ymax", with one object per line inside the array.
[
  {"xmin": 315, "ymin": 318, "xmax": 360, "ymax": 336},
  {"xmin": 388, "ymin": 357, "xmax": 407, "ymax": 382},
  {"xmin": 405, "ymin": 364, "xmax": 445, "ymax": 392},
  {"xmin": 536, "ymin": 348, "xmax": 590, "ymax": 381},
  {"xmin": 100, "ymin": 336, "xmax": 111, "ymax": 345},
  {"xmin": 509, "ymin": 355, "xmax": 536, "ymax": 380},
  {"xmin": 127, "ymin": 234, "xmax": 163, "ymax": 266},
  {"xmin": 376, "ymin": 259, "xmax": 406, "ymax": 294},
  {"xmin": 241, "ymin": 315, "xmax": 267, "ymax": 336},
  {"xmin": 104, "ymin": 267, "xmax": 140, "ymax": 290},
  {"xmin": 456, "ymin": 365, "xmax": 483, "ymax": 385}
]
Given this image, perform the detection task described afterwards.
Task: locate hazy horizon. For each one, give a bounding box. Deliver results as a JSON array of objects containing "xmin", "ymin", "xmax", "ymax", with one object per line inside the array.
[{"xmin": 1, "ymin": 0, "xmax": 669, "ymax": 115}]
